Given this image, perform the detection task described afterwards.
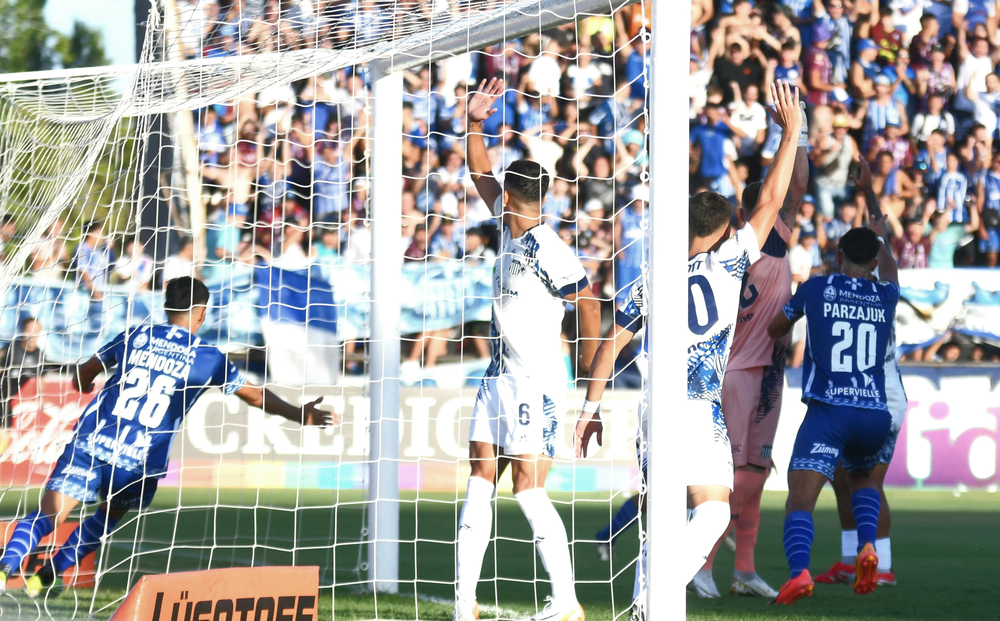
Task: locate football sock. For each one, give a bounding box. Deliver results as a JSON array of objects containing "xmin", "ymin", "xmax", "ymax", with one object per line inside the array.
[
  {"xmin": 851, "ymin": 488, "xmax": 881, "ymax": 551},
  {"xmin": 734, "ymin": 470, "xmax": 766, "ymax": 574},
  {"xmin": 876, "ymin": 538, "xmax": 892, "ymax": 572},
  {"xmin": 51, "ymin": 510, "xmax": 122, "ymax": 574},
  {"xmin": 515, "ymin": 488, "xmax": 577, "ymax": 606},
  {"xmin": 455, "ymin": 477, "xmax": 494, "ymax": 604},
  {"xmin": 783, "ymin": 511, "xmax": 814, "ymax": 578},
  {"xmin": 597, "ymin": 496, "xmax": 639, "ymax": 544},
  {"xmin": 681, "ymin": 501, "xmax": 730, "ymax": 584},
  {"xmin": 0, "ymin": 510, "xmax": 54, "ymax": 572},
  {"xmin": 632, "ymin": 540, "xmax": 647, "ymax": 600},
  {"xmin": 841, "ymin": 529, "xmax": 858, "ymax": 564}
]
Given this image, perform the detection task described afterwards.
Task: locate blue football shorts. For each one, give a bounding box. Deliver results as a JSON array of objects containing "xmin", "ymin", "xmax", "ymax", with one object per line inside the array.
[
  {"xmin": 789, "ymin": 401, "xmax": 892, "ymax": 480},
  {"xmin": 45, "ymin": 442, "xmax": 158, "ymax": 512}
]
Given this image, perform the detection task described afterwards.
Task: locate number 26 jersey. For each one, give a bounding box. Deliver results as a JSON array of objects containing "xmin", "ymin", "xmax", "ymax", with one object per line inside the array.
[
  {"xmin": 687, "ymin": 223, "xmax": 762, "ymax": 405},
  {"xmin": 73, "ymin": 324, "xmax": 247, "ymax": 476},
  {"xmin": 782, "ymin": 274, "xmax": 899, "ymax": 411}
]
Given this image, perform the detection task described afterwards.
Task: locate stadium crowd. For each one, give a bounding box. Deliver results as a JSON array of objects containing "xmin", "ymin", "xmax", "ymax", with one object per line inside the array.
[
  {"xmin": 689, "ymin": 0, "xmax": 1000, "ymax": 363},
  {"xmin": 2, "ymin": 1, "xmax": 651, "ymax": 382}
]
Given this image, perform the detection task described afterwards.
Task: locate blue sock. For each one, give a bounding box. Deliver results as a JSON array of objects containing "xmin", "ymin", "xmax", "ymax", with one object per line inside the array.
[
  {"xmin": 783, "ymin": 511, "xmax": 814, "ymax": 578},
  {"xmin": 598, "ymin": 498, "xmax": 640, "ymax": 543},
  {"xmin": 851, "ymin": 488, "xmax": 881, "ymax": 552},
  {"xmin": 0, "ymin": 511, "xmax": 54, "ymax": 572},
  {"xmin": 51, "ymin": 511, "xmax": 121, "ymax": 575}
]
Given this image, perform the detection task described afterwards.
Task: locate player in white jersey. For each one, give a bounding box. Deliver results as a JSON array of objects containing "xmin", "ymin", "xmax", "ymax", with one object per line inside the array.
[
  {"xmin": 814, "ymin": 157, "xmax": 908, "ymax": 587},
  {"xmin": 578, "ymin": 81, "xmax": 804, "ymax": 594},
  {"xmin": 454, "ymin": 78, "xmax": 601, "ymax": 621}
]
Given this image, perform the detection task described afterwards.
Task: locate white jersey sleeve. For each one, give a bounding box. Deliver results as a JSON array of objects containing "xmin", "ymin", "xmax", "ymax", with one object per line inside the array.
[
  {"xmin": 715, "ymin": 222, "xmax": 762, "ymax": 280},
  {"xmin": 535, "ymin": 230, "xmax": 589, "ymax": 298}
]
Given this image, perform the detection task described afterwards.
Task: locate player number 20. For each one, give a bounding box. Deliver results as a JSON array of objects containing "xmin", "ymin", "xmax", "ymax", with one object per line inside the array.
[
  {"xmin": 830, "ymin": 321, "xmax": 878, "ymax": 373},
  {"xmin": 112, "ymin": 368, "xmax": 176, "ymax": 428}
]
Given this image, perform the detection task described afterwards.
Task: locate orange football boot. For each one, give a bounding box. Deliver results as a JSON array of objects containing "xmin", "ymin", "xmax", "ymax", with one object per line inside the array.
[
  {"xmin": 772, "ymin": 570, "xmax": 814, "ymax": 605},
  {"xmin": 853, "ymin": 543, "xmax": 879, "ymax": 595}
]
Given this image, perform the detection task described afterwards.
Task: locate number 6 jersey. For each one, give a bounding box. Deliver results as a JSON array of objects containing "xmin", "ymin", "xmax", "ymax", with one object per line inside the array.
[
  {"xmin": 781, "ymin": 274, "xmax": 900, "ymax": 411},
  {"xmin": 73, "ymin": 324, "xmax": 247, "ymax": 476},
  {"xmin": 687, "ymin": 223, "xmax": 762, "ymax": 405}
]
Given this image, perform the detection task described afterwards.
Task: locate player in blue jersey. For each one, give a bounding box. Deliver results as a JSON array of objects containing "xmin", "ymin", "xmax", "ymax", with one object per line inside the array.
[
  {"xmin": 0, "ymin": 277, "xmax": 336, "ymax": 598},
  {"xmin": 767, "ymin": 217, "xmax": 899, "ymax": 605}
]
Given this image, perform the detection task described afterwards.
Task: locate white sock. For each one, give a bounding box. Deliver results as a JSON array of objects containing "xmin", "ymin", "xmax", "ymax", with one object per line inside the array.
[
  {"xmin": 515, "ymin": 488, "xmax": 577, "ymax": 606},
  {"xmin": 632, "ymin": 539, "xmax": 647, "ymax": 600},
  {"xmin": 876, "ymin": 537, "xmax": 891, "ymax": 572},
  {"xmin": 456, "ymin": 477, "xmax": 495, "ymax": 604},
  {"xmin": 681, "ymin": 501, "xmax": 730, "ymax": 585},
  {"xmin": 841, "ymin": 530, "xmax": 858, "ymax": 564}
]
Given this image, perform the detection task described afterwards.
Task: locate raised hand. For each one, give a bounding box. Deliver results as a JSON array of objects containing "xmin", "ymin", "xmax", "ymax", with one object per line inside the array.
[
  {"xmin": 851, "ymin": 154, "xmax": 873, "ymax": 191},
  {"xmin": 574, "ymin": 410, "xmax": 603, "ymax": 459},
  {"xmin": 468, "ymin": 77, "xmax": 504, "ymax": 125},
  {"xmin": 301, "ymin": 397, "xmax": 339, "ymax": 426},
  {"xmin": 766, "ymin": 80, "xmax": 802, "ymax": 138}
]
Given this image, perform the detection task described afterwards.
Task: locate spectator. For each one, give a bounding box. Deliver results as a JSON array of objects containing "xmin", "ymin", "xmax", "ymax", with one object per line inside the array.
[
  {"xmin": 804, "ymin": 21, "xmax": 840, "ymax": 107},
  {"xmin": 978, "ymin": 155, "xmax": 1000, "ymax": 266},
  {"xmin": 728, "ymin": 82, "xmax": 768, "ymax": 159},
  {"xmin": 162, "ymin": 238, "xmax": 198, "ymax": 283},
  {"xmin": 74, "ymin": 221, "xmax": 113, "ymax": 299},
  {"xmin": 0, "ymin": 317, "xmax": 47, "ymax": 427},
  {"xmin": 689, "ymin": 104, "xmax": 739, "ymax": 201},
  {"xmin": 789, "ymin": 228, "xmax": 822, "ymax": 287},
  {"xmin": 813, "ymin": 114, "xmax": 858, "ymax": 219},
  {"xmin": 712, "ymin": 38, "xmax": 764, "ymax": 106},
  {"xmin": 928, "ymin": 205, "xmax": 981, "ymax": 268},
  {"xmin": 404, "ymin": 223, "xmax": 428, "ymax": 261},
  {"xmin": 895, "ymin": 218, "xmax": 932, "ymax": 268},
  {"xmin": 849, "ymin": 39, "xmax": 882, "ymax": 100},
  {"xmin": 0, "ymin": 215, "xmax": 15, "ymax": 262},
  {"xmin": 821, "ymin": 197, "xmax": 861, "ymax": 269},
  {"xmin": 27, "ymin": 219, "xmax": 69, "ymax": 282},
  {"xmin": 912, "ymin": 93, "xmax": 956, "ymax": 146},
  {"xmin": 114, "ymin": 238, "xmax": 155, "ymax": 292}
]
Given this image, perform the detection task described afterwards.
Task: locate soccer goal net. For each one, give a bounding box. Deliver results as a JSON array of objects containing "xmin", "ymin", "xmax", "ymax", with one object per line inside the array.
[{"xmin": 0, "ymin": 0, "xmax": 651, "ymax": 618}]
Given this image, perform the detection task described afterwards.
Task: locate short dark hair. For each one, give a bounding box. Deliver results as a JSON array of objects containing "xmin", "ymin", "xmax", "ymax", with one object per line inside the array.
[
  {"xmin": 164, "ymin": 277, "xmax": 210, "ymax": 314},
  {"xmin": 690, "ymin": 192, "xmax": 733, "ymax": 238},
  {"xmin": 84, "ymin": 221, "xmax": 103, "ymax": 235},
  {"xmin": 742, "ymin": 181, "xmax": 762, "ymax": 215},
  {"xmin": 504, "ymin": 160, "xmax": 549, "ymax": 203},
  {"xmin": 839, "ymin": 228, "xmax": 881, "ymax": 265}
]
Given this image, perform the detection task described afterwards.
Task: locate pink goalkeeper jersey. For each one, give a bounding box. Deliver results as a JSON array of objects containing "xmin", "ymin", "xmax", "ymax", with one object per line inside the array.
[{"xmin": 728, "ymin": 220, "xmax": 794, "ymax": 371}]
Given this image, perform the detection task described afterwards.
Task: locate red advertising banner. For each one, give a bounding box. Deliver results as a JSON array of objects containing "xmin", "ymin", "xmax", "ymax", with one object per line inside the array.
[{"xmin": 0, "ymin": 377, "xmax": 100, "ymax": 488}]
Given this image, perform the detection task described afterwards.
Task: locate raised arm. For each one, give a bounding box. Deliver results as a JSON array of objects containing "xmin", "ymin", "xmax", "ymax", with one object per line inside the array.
[
  {"xmin": 235, "ymin": 385, "xmax": 338, "ymax": 426},
  {"xmin": 868, "ymin": 215, "xmax": 899, "ymax": 285},
  {"xmin": 850, "ymin": 153, "xmax": 885, "ymax": 222},
  {"xmin": 466, "ymin": 78, "xmax": 505, "ymax": 209},
  {"xmin": 750, "ymin": 81, "xmax": 803, "ymax": 246},
  {"xmin": 779, "ymin": 145, "xmax": 810, "ymax": 230}
]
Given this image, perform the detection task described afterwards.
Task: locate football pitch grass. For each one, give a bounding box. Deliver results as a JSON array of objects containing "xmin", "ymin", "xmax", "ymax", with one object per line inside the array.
[{"xmin": 0, "ymin": 488, "xmax": 996, "ymax": 620}]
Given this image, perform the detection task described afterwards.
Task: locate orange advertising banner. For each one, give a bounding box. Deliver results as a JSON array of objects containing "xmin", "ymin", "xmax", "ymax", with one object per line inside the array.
[
  {"xmin": 109, "ymin": 566, "xmax": 320, "ymax": 621},
  {"xmin": 0, "ymin": 521, "xmax": 95, "ymax": 588}
]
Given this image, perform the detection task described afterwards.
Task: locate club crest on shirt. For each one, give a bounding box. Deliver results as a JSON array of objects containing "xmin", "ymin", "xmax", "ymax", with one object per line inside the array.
[{"xmin": 823, "ymin": 285, "xmax": 837, "ymax": 301}]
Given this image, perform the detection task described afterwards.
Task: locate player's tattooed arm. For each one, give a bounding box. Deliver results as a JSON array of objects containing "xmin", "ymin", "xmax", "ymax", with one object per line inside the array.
[
  {"xmin": 466, "ymin": 78, "xmax": 505, "ymax": 209},
  {"xmin": 576, "ymin": 321, "xmax": 637, "ymax": 458},
  {"xmin": 851, "ymin": 154, "xmax": 885, "ymax": 224},
  {"xmin": 868, "ymin": 215, "xmax": 899, "ymax": 285},
  {"xmin": 235, "ymin": 385, "xmax": 339, "ymax": 427},
  {"xmin": 778, "ymin": 146, "xmax": 810, "ymax": 230}
]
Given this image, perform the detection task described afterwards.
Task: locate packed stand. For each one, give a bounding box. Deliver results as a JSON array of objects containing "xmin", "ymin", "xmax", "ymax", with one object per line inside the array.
[
  {"xmin": 5, "ymin": 1, "xmax": 652, "ymax": 380},
  {"xmin": 690, "ymin": 0, "xmax": 1000, "ymax": 364}
]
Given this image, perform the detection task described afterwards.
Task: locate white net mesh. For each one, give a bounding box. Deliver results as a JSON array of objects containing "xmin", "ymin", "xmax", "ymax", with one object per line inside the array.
[{"xmin": 0, "ymin": 0, "xmax": 650, "ymax": 618}]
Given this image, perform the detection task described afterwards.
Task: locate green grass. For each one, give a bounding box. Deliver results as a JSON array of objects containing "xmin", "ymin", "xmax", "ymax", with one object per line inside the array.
[{"xmin": 0, "ymin": 488, "xmax": 996, "ymax": 620}]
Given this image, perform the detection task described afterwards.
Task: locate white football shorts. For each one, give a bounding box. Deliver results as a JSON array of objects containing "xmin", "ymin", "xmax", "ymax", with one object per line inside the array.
[
  {"xmin": 469, "ymin": 375, "xmax": 562, "ymax": 458},
  {"xmin": 682, "ymin": 399, "xmax": 735, "ymax": 491}
]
